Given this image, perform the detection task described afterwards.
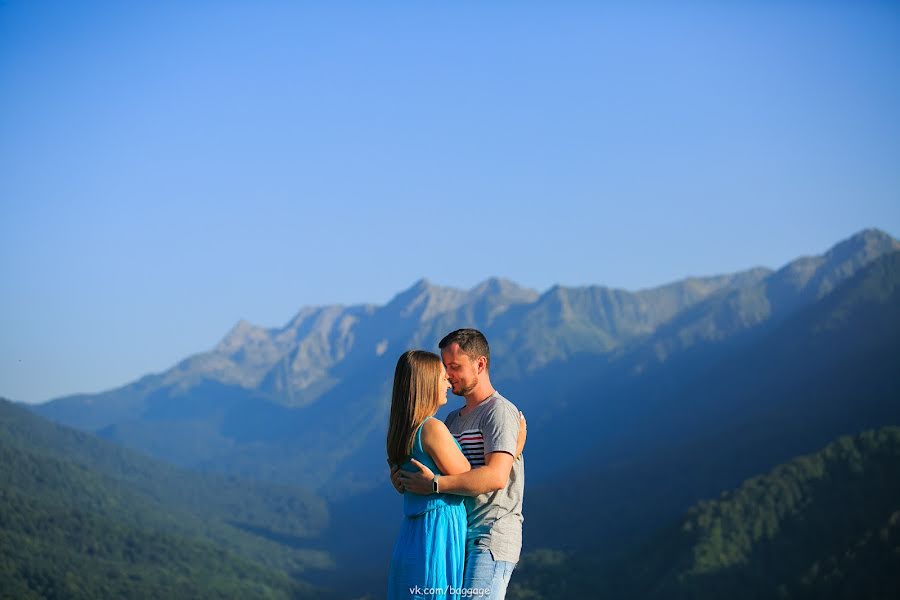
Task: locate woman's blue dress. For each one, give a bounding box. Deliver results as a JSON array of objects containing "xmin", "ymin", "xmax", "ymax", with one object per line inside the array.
[{"xmin": 387, "ymin": 416, "xmax": 467, "ymax": 600}]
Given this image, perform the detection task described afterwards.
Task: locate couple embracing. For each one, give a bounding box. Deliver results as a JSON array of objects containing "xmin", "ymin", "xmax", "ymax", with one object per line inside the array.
[{"xmin": 386, "ymin": 329, "xmax": 525, "ymax": 600}]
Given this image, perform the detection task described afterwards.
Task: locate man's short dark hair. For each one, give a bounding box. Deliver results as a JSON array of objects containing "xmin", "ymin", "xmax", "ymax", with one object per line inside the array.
[{"xmin": 439, "ymin": 328, "xmax": 491, "ymax": 370}]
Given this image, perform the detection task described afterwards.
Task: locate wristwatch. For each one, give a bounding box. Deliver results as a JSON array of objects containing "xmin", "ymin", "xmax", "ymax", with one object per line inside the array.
[{"xmin": 432, "ymin": 474, "xmax": 440, "ymax": 494}]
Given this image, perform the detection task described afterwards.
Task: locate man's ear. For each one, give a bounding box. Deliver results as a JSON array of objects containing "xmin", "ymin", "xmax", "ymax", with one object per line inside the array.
[{"xmin": 477, "ymin": 356, "xmax": 487, "ymax": 373}]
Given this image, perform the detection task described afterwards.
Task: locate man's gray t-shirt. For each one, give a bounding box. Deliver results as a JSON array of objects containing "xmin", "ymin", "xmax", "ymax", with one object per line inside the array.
[{"xmin": 445, "ymin": 391, "xmax": 524, "ymax": 564}]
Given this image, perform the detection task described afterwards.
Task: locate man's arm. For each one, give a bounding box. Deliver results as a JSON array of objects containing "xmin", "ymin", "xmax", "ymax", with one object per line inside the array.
[
  {"xmin": 394, "ymin": 409, "xmax": 524, "ymax": 496},
  {"xmin": 398, "ymin": 450, "xmax": 514, "ymax": 496}
]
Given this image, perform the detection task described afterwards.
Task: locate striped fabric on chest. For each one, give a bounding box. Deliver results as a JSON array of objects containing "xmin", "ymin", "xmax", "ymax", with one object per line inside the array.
[{"xmin": 453, "ymin": 429, "xmax": 486, "ymax": 467}]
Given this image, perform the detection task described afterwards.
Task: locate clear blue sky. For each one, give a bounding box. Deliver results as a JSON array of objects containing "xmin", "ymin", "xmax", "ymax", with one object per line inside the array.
[{"xmin": 2, "ymin": 1, "xmax": 898, "ymax": 404}]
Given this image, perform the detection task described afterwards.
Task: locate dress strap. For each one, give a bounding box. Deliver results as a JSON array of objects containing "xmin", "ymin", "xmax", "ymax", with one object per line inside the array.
[{"xmin": 414, "ymin": 416, "xmax": 433, "ymax": 441}]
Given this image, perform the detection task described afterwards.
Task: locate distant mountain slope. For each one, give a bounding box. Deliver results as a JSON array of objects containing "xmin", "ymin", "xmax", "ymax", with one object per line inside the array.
[
  {"xmin": 640, "ymin": 228, "xmax": 900, "ymax": 363},
  {"xmin": 0, "ymin": 398, "xmax": 334, "ymax": 597},
  {"xmin": 509, "ymin": 427, "xmax": 900, "ymax": 600},
  {"xmin": 485, "ymin": 268, "xmax": 773, "ymax": 377},
  {"xmin": 499, "ymin": 232, "xmax": 900, "ymax": 477},
  {"xmin": 618, "ymin": 241, "xmax": 900, "ymax": 460},
  {"xmin": 524, "ymin": 247, "xmax": 900, "ymax": 554}
]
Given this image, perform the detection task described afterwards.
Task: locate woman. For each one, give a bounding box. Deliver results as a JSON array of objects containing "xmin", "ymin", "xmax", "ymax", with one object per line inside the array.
[
  {"xmin": 386, "ymin": 350, "xmax": 526, "ymax": 600},
  {"xmin": 386, "ymin": 350, "xmax": 469, "ymax": 600}
]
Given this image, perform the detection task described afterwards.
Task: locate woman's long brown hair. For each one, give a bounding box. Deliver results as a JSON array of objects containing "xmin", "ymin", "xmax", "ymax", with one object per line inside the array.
[{"xmin": 386, "ymin": 350, "xmax": 443, "ymax": 466}]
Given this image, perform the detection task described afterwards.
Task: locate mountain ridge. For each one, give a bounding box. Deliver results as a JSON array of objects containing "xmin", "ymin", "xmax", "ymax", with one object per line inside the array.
[{"xmin": 27, "ymin": 229, "xmax": 899, "ymax": 496}]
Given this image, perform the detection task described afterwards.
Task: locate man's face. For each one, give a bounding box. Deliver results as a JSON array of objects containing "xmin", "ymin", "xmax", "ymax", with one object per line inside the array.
[{"xmin": 441, "ymin": 343, "xmax": 479, "ymax": 397}]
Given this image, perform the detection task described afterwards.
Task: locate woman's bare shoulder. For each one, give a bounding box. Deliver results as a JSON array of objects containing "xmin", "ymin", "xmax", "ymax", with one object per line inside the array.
[{"xmin": 421, "ymin": 417, "xmax": 454, "ymax": 445}]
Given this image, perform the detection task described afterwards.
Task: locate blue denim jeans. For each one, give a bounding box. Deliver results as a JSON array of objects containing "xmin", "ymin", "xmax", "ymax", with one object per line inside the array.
[{"xmin": 462, "ymin": 546, "xmax": 516, "ymax": 600}]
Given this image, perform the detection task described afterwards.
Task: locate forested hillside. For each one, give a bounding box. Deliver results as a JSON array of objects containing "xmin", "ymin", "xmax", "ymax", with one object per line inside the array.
[
  {"xmin": 509, "ymin": 427, "xmax": 900, "ymax": 599},
  {"xmin": 0, "ymin": 398, "xmax": 334, "ymax": 599}
]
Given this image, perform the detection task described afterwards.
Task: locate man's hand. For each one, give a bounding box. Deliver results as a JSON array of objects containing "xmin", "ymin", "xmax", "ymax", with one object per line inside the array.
[
  {"xmin": 397, "ymin": 459, "xmax": 436, "ymax": 495},
  {"xmin": 388, "ymin": 461, "xmax": 404, "ymax": 495},
  {"xmin": 515, "ymin": 411, "xmax": 527, "ymax": 459}
]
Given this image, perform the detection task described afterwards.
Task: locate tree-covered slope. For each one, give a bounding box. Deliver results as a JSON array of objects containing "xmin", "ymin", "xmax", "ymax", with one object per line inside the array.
[
  {"xmin": 509, "ymin": 427, "xmax": 900, "ymax": 600},
  {"xmin": 0, "ymin": 460, "xmax": 317, "ymax": 599},
  {"xmin": 0, "ymin": 398, "xmax": 335, "ymax": 598},
  {"xmin": 642, "ymin": 427, "xmax": 900, "ymax": 599},
  {"xmin": 1, "ymin": 397, "xmax": 330, "ymax": 546}
]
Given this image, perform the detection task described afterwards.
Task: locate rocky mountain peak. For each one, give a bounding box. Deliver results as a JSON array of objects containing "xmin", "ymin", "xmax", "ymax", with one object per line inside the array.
[
  {"xmin": 386, "ymin": 278, "xmax": 468, "ymax": 322},
  {"xmin": 824, "ymin": 228, "xmax": 899, "ymax": 264},
  {"xmin": 470, "ymin": 277, "xmax": 540, "ymax": 303},
  {"xmin": 214, "ymin": 319, "xmax": 272, "ymax": 355}
]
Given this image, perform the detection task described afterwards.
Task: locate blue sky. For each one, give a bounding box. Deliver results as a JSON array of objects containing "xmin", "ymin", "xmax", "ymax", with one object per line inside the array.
[{"xmin": 2, "ymin": 1, "xmax": 899, "ymax": 403}]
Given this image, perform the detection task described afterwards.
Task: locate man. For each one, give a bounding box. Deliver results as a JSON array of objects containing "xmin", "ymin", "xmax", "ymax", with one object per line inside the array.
[{"xmin": 393, "ymin": 328, "xmax": 525, "ymax": 600}]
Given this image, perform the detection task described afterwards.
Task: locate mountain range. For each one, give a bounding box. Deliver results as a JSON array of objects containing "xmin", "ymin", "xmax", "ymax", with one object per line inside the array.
[
  {"xmin": 35, "ymin": 231, "xmax": 898, "ymax": 490},
  {"xmin": 13, "ymin": 227, "xmax": 900, "ymax": 598}
]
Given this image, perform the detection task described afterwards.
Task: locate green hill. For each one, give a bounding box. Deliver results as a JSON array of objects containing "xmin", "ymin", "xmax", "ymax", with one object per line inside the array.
[
  {"xmin": 645, "ymin": 427, "xmax": 900, "ymax": 599},
  {"xmin": 509, "ymin": 427, "xmax": 900, "ymax": 599},
  {"xmin": 0, "ymin": 398, "xmax": 335, "ymax": 599}
]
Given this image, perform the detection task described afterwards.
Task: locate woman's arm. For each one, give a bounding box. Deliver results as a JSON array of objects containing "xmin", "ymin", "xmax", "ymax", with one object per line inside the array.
[{"xmin": 421, "ymin": 418, "xmax": 470, "ymax": 476}]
